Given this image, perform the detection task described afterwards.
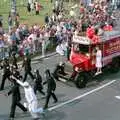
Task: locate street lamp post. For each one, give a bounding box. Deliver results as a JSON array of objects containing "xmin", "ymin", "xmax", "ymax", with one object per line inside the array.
[{"xmin": 11, "ymin": 0, "xmax": 17, "ymax": 25}]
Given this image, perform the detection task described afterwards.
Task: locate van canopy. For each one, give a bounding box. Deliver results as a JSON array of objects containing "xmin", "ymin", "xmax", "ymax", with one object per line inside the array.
[
  {"xmin": 100, "ymin": 30, "xmax": 120, "ymax": 42},
  {"xmin": 73, "ymin": 30, "xmax": 120, "ymax": 45}
]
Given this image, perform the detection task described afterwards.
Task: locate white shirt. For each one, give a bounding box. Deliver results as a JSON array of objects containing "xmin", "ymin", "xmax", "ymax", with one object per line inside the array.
[
  {"xmin": 57, "ymin": 25, "xmax": 61, "ymax": 32},
  {"xmin": 70, "ymin": 10, "xmax": 75, "ymax": 17},
  {"xmin": 56, "ymin": 44, "xmax": 64, "ymax": 56},
  {"xmin": 28, "ymin": 0, "xmax": 32, "ymax": 4},
  {"xmin": 61, "ymin": 42, "xmax": 67, "ymax": 51},
  {"xmin": 55, "ymin": 1, "xmax": 59, "ymax": 8},
  {"xmin": 58, "ymin": 14, "xmax": 62, "ymax": 20},
  {"xmin": 28, "ymin": 33, "xmax": 36, "ymax": 42}
]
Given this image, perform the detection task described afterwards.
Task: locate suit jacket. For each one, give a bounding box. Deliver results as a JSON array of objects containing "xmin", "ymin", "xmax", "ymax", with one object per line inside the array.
[
  {"xmin": 8, "ymin": 83, "xmax": 21, "ymax": 103},
  {"xmin": 34, "ymin": 74, "xmax": 43, "ymax": 89},
  {"xmin": 11, "ymin": 57, "xmax": 18, "ymax": 69},
  {"xmin": 44, "ymin": 75, "xmax": 56, "ymax": 93},
  {"xmin": 1, "ymin": 61, "xmax": 10, "ymax": 74},
  {"xmin": 22, "ymin": 57, "xmax": 31, "ymax": 71}
]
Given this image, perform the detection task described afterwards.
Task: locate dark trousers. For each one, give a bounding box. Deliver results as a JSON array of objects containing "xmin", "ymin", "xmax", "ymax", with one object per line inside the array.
[
  {"xmin": 36, "ymin": 11, "xmax": 39, "ymax": 15},
  {"xmin": 34, "ymin": 85, "xmax": 45, "ymax": 95},
  {"xmin": 44, "ymin": 91, "xmax": 58, "ymax": 108},
  {"xmin": 0, "ymin": 73, "xmax": 10, "ymax": 90},
  {"xmin": 23, "ymin": 71, "xmax": 34, "ymax": 82},
  {"xmin": 10, "ymin": 101, "xmax": 27, "ymax": 118}
]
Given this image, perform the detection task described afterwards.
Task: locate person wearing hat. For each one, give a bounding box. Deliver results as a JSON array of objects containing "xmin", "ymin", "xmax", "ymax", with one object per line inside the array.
[
  {"xmin": 33, "ymin": 69, "xmax": 45, "ymax": 96},
  {"xmin": 22, "ymin": 55, "xmax": 34, "ymax": 82},
  {"xmin": 0, "ymin": 58, "xmax": 11, "ymax": 90},
  {"xmin": 12, "ymin": 78, "xmax": 45, "ymax": 119},
  {"xmin": 43, "ymin": 69, "xmax": 58, "ymax": 109},
  {"xmin": 6, "ymin": 79, "xmax": 27, "ymax": 120}
]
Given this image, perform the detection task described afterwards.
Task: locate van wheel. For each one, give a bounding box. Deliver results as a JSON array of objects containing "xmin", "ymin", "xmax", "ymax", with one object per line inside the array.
[
  {"xmin": 110, "ymin": 58, "xmax": 119, "ymax": 73},
  {"xmin": 75, "ymin": 73, "xmax": 87, "ymax": 88}
]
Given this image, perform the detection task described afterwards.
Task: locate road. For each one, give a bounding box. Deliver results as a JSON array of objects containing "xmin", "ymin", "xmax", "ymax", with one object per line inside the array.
[{"xmin": 0, "ymin": 54, "xmax": 120, "ymax": 120}]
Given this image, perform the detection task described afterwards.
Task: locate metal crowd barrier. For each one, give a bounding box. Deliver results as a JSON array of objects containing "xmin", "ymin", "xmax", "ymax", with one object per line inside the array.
[{"xmin": 0, "ymin": 36, "xmax": 57, "ymax": 60}]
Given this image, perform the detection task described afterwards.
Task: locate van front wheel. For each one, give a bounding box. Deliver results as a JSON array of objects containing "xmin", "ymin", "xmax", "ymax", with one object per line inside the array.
[{"xmin": 75, "ymin": 73, "xmax": 87, "ymax": 88}]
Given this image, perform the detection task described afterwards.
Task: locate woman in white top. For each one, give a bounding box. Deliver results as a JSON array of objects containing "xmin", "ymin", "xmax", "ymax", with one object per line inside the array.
[{"xmin": 95, "ymin": 46, "xmax": 102, "ymax": 75}]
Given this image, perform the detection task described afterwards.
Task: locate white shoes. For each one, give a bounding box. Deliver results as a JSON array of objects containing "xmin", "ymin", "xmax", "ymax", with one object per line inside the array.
[{"xmin": 95, "ymin": 71, "xmax": 102, "ymax": 76}]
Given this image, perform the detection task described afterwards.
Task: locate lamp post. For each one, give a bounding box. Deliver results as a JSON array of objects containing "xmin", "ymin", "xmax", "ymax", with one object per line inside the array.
[
  {"xmin": 11, "ymin": 0, "xmax": 17, "ymax": 24},
  {"xmin": 0, "ymin": 15, "xmax": 3, "ymax": 27}
]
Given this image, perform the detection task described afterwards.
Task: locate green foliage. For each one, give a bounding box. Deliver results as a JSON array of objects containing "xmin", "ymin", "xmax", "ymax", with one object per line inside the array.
[{"xmin": 0, "ymin": 0, "xmax": 53, "ymax": 30}]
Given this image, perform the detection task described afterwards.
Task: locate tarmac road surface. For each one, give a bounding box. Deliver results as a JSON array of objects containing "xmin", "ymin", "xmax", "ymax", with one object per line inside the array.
[{"xmin": 0, "ymin": 54, "xmax": 120, "ymax": 120}]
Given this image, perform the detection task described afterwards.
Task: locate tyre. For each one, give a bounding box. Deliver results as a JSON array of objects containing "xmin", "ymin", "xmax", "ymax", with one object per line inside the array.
[
  {"xmin": 75, "ymin": 72, "xmax": 88, "ymax": 88},
  {"xmin": 110, "ymin": 58, "xmax": 120, "ymax": 73}
]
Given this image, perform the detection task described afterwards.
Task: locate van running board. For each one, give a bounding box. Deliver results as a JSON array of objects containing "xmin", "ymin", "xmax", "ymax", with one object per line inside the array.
[
  {"xmin": 59, "ymin": 77, "xmax": 67, "ymax": 83},
  {"xmin": 57, "ymin": 76, "xmax": 76, "ymax": 87},
  {"xmin": 58, "ymin": 72, "xmax": 71, "ymax": 79},
  {"xmin": 57, "ymin": 72, "xmax": 72, "ymax": 83}
]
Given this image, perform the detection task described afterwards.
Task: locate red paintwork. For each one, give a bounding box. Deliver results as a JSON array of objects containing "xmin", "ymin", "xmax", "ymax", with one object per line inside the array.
[
  {"xmin": 70, "ymin": 50, "xmax": 90, "ymax": 71},
  {"xmin": 103, "ymin": 37, "xmax": 120, "ymax": 57},
  {"xmin": 103, "ymin": 25, "xmax": 113, "ymax": 31},
  {"xmin": 69, "ymin": 35, "xmax": 120, "ymax": 72},
  {"xmin": 86, "ymin": 27, "xmax": 95, "ymax": 39}
]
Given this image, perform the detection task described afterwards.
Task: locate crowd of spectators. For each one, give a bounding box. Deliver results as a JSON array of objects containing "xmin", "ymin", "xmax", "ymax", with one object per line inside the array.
[{"xmin": 0, "ymin": 0, "xmax": 119, "ymax": 60}]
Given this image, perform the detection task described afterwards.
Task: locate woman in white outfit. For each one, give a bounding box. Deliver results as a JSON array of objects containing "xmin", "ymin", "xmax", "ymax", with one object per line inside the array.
[{"xmin": 95, "ymin": 46, "xmax": 102, "ymax": 75}]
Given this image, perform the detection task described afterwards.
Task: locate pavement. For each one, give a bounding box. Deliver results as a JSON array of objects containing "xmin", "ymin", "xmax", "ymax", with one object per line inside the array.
[
  {"xmin": 1, "ymin": 15, "xmax": 120, "ymax": 119},
  {"xmin": 17, "ymin": 51, "xmax": 57, "ymax": 65},
  {"xmin": 0, "ymin": 54, "xmax": 120, "ymax": 120}
]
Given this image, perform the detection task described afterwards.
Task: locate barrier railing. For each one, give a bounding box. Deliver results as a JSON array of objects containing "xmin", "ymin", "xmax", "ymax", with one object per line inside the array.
[{"xmin": 0, "ymin": 36, "xmax": 57, "ymax": 60}]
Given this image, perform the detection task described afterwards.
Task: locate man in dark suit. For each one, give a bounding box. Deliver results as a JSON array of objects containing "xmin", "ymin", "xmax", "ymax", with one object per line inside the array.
[
  {"xmin": 7, "ymin": 80, "xmax": 27, "ymax": 120},
  {"xmin": 11, "ymin": 52, "xmax": 18, "ymax": 70},
  {"xmin": 22, "ymin": 55, "xmax": 34, "ymax": 82},
  {"xmin": 0, "ymin": 58, "xmax": 11, "ymax": 90},
  {"xmin": 43, "ymin": 69, "xmax": 58, "ymax": 109},
  {"xmin": 33, "ymin": 69, "xmax": 45, "ymax": 95}
]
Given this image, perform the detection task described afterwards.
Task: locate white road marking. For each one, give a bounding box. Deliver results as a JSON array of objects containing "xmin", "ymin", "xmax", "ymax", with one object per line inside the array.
[
  {"xmin": 48, "ymin": 80, "xmax": 116, "ymax": 111},
  {"xmin": 115, "ymin": 96, "xmax": 120, "ymax": 100}
]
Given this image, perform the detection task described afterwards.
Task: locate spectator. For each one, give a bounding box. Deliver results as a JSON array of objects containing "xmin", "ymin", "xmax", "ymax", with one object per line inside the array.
[
  {"xmin": 44, "ymin": 13, "xmax": 49, "ymax": 25},
  {"xmin": 35, "ymin": 2, "xmax": 40, "ymax": 15},
  {"xmin": 27, "ymin": 3, "xmax": 31, "ymax": 12}
]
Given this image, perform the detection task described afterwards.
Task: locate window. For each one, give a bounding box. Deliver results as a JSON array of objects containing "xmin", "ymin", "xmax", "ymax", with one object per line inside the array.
[{"xmin": 73, "ymin": 44, "xmax": 89, "ymax": 54}]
